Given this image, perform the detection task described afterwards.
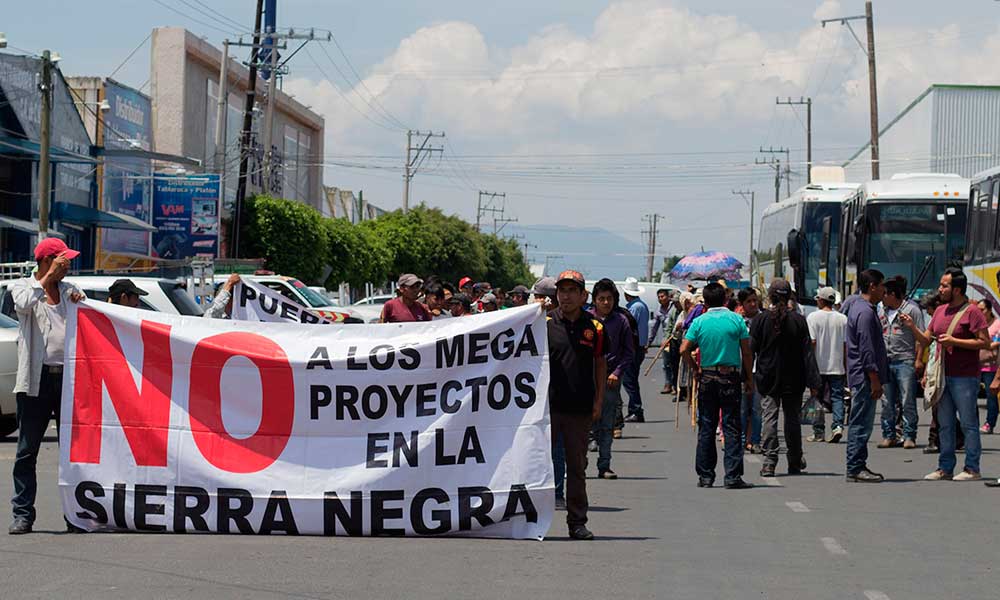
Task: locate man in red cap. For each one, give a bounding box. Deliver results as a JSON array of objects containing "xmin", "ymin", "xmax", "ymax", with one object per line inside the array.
[
  {"xmin": 9, "ymin": 238, "xmax": 85, "ymax": 534},
  {"xmin": 547, "ymin": 269, "xmax": 607, "ymax": 540}
]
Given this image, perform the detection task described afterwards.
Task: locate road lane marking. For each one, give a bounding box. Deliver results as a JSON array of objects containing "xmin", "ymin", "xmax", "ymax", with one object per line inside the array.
[
  {"xmin": 758, "ymin": 477, "xmax": 783, "ymax": 487},
  {"xmin": 784, "ymin": 501, "xmax": 810, "ymax": 513},
  {"xmin": 864, "ymin": 591, "xmax": 890, "ymax": 600},
  {"xmin": 821, "ymin": 537, "xmax": 847, "ymax": 555},
  {"xmin": 745, "ymin": 455, "xmax": 761, "ymax": 464}
]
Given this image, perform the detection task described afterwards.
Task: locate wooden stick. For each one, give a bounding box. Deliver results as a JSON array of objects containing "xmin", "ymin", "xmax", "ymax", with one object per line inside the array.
[
  {"xmin": 690, "ymin": 378, "xmax": 698, "ymax": 429},
  {"xmin": 674, "ymin": 386, "xmax": 681, "ymax": 430},
  {"xmin": 643, "ymin": 342, "xmax": 666, "ymax": 376}
]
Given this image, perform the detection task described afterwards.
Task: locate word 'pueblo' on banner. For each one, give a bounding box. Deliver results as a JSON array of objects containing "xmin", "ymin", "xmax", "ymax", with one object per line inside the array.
[{"xmin": 59, "ymin": 301, "xmax": 553, "ymax": 539}]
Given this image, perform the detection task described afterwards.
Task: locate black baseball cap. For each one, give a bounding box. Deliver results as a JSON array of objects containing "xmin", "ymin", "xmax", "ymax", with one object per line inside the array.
[{"xmin": 109, "ymin": 279, "xmax": 148, "ymax": 298}]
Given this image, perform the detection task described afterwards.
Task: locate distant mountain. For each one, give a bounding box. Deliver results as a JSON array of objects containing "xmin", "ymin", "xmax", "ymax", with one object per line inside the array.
[{"xmin": 505, "ymin": 224, "xmax": 651, "ymax": 281}]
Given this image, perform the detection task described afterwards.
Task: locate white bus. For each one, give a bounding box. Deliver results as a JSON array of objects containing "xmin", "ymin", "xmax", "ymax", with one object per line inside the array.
[
  {"xmin": 964, "ymin": 166, "xmax": 1000, "ymax": 306},
  {"xmin": 839, "ymin": 173, "xmax": 969, "ymax": 300},
  {"xmin": 756, "ymin": 182, "xmax": 858, "ymax": 308}
]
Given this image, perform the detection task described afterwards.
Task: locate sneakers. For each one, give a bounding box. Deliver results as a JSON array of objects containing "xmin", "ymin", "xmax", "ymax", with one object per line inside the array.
[
  {"xmin": 954, "ymin": 468, "xmax": 982, "ymax": 481},
  {"xmin": 8, "ymin": 518, "xmax": 31, "ymax": 535},
  {"xmin": 598, "ymin": 469, "xmax": 618, "ymax": 480},
  {"xmin": 697, "ymin": 477, "xmax": 714, "ymax": 488},
  {"xmin": 759, "ymin": 465, "xmax": 776, "ymax": 478},
  {"xmin": 922, "ymin": 445, "xmax": 940, "ymax": 454},
  {"xmin": 612, "ymin": 429, "xmax": 623, "ymax": 439},
  {"xmin": 750, "ymin": 444, "xmax": 762, "ymax": 455},
  {"xmin": 624, "ymin": 413, "xmax": 645, "ymax": 423},
  {"xmin": 924, "ymin": 469, "xmax": 953, "ymax": 481},
  {"xmin": 724, "ymin": 478, "xmax": 754, "ymax": 490},
  {"xmin": 588, "ymin": 440, "xmax": 598, "ymax": 453},
  {"xmin": 985, "ymin": 478, "xmax": 1000, "ymax": 488},
  {"xmin": 568, "ymin": 525, "xmax": 594, "ymax": 540},
  {"xmin": 846, "ymin": 468, "xmax": 884, "ymax": 483},
  {"xmin": 829, "ymin": 427, "xmax": 844, "ymax": 444},
  {"xmin": 877, "ymin": 437, "xmax": 900, "ymax": 449},
  {"xmin": 902, "ymin": 439, "xmax": 917, "ymax": 450},
  {"xmin": 981, "ymin": 424, "xmax": 994, "ymax": 434},
  {"xmin": 806, "ymin": 434, "xmax": 824, "ymax": 443}
]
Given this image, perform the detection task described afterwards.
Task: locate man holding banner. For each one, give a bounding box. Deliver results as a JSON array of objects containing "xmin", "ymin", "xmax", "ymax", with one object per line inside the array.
[{"xmin": 547, "ymin": 270, "xmax": 607, "ymax": 540}]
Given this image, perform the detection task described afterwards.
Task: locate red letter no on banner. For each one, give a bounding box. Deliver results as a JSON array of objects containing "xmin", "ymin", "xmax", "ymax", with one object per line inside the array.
[
  {"xmin": 70, "ymin": 308, "xmax": 173, "ymax": 466},
  {"xmin": 188, "ymin": 332, "xmax": 295, "ymax": 473}
]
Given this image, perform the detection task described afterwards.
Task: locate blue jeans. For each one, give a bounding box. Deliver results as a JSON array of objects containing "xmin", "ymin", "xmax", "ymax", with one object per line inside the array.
[
  {"xmin": 696, "ymin": 371, "xmax": 744, "ymax": 483},
  {"xmin": 938, "ymin": 376, "xmax": 982, "ymax": 474},
  {"xmin": 741, "ymin": 389, "xmax": 762, "ymax": 446},
  {"xmin": 846, "ymin": 379, "xmax": 877, "ymax": 475},
  {"xmin": 12, "ymin": 366, "xmax": 62, "ymax": 523},
  {"xmin": 596, "ymin": 383, "xmax": 622, "ymax": 473},
  {"xmin": 553, "ymin": 430, "xmax": 566, "ymax": 500},
  {"xmin": 623, "ymin": 354, "xmax": 644, "ymax": 418},
  {"xmin": 813, "ymin": 374, "xmax": 846, "ymax": 435},
  {"xmin": 882, "ymin": 361, "xmax": 918, "ymax": 441},
  {"xmin": 983, "ymin": 371, "xmax": 999, "ymax": 429}
]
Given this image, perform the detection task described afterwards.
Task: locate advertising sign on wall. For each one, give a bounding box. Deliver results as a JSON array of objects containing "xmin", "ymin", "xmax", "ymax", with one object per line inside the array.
[
  {"xmin": 152, "ymin": 174, "xmax": 220, "ymax": 259},
  {"xmin": 99, "ymin": 80, "xmax": 153, "ymax": 263}
]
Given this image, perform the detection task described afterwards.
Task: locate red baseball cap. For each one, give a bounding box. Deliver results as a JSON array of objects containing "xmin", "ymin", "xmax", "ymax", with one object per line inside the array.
[
  {"xmin": 458, "ymin": 276, "xmax": 473, "ymax": 289},
  {"xmin": 556, "ymin": 270, "xmax": 586, "ymax": 289},
  {"xmin": 34, "ymin": 237, "xmax": 80, "ymax": 261}
]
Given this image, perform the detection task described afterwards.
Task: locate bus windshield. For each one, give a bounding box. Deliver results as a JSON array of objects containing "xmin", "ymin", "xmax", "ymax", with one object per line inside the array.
[
  {"xmin": 801, "ymin": 202, "xmax": 841, "ymax": 304},
  {"xmin": 865, "ymin": 202, "xmax": 967, "ymax": 297}
]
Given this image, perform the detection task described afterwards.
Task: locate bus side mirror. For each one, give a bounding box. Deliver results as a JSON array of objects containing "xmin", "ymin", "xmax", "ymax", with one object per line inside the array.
[{"xmin": 787, "ymin": 229, "xmax": 803, "ymax": 269}]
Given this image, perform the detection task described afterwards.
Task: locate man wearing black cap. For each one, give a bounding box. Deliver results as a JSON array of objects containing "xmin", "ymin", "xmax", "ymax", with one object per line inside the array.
[
  {"xmin": 547, "ymin": 270, "xmax": 607, "ymax": 540},
  {"xmin": 508, "ymin": 285, "xmax": 530, "ymax": 307},
  {"xmin": 447, "ymin": 293, "xmax": 472, "ymax": 317},
  {"xmin": 750, "ymin": 278, "xmax": 821, "ymax": 478},
  {"xmin": 381, "ymin": 274, "xmax": 432, "ymax": 323},
  {"xmin": 108, "ymin": 279, "xmax": 148, "ymax": 308}
]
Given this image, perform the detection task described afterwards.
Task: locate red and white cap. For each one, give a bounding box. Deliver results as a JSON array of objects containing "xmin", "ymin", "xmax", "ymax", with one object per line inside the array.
[{"xmin": 34, "ymin": 237, "xmax": 80, "ymax": 261}]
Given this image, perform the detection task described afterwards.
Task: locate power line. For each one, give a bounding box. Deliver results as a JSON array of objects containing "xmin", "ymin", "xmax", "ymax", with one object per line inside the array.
[
  {"xmin": 149, "ymin": 0, "xmax": 247, "ymax": 36},
  {"xmin": 328, "ymin": 33, "xmax": 409, "ymax": 130},
  {"xmin": 303, "ymin": 45, "xmax": 402, "ymax": 133}
]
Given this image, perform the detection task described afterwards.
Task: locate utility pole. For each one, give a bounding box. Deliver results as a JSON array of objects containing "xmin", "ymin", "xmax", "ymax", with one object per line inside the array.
[
  {"xmin": 214, "ymin": 39, "xmax": 231, "ymax": 214},
  {"xmin": 642, "ymin": 214, "xmax": 662, "ymax": 281},
  {"xmin": 261, "ymin": 39, "xmax": 279, "ymax": 193},
  {"xmin": 232, "ymin": 0, "xmax": 265, "ymax": 258},
  {"xmin": 37, "ymin": 49, "xmax": 53, "ymax": 238},
  {"xmin": 822, "ymin": 1, "xmax": 879, "ymax": 179},
  {"xmin": 757, "ymin": 147, "xmax": 790, "ymax": 201},
  {"xmin": 776, "ymin": 97, "xmax": 812, "ymax": 183},
  {"xmin": 475, "ymin": 190, "xmax": 505, "ymax": 232},
  {"xmin": 403, "ymin": 130, "xmax": 445, "ymax": 212},
  {"xmin": 733, "ymin": 189, "xmax": 756, "ymax": 282},
  {"xmin": 521, "ymin": 241, "xmax": 537, "ymax": 267}
]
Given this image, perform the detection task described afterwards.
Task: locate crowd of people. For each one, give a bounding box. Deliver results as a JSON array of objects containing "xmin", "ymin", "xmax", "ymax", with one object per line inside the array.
[{"xmin": 8, "ymin": 236, "xmax": 1000, "ymax": 542}]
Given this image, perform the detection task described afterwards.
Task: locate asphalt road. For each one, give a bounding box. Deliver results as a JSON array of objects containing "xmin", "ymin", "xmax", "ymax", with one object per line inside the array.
[{"xmin": 1, "ymin": 363, "xmax": 998, "ymax": 600}]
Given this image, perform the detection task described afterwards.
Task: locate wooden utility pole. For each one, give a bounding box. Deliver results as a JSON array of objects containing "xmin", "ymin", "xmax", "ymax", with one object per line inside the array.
[
  {"xmin": 822, "ymin": 2, "xmax": 879, "ymax": 180},
  {"xmin": 642, "ymin": 214, "xmax": 662, "ymax": 281},
  {"xmin": 403, "ymin": 130, "xmax": 445, "ymax": 212},
  {"xmin": 232, "ymin": 0, "xmax": 265, "ymax": 258},
  {"xmin": 776, "ymin": 97, "xmax": 812, "ymax": 183},
  {"xmin": 37, "ymin": 50, "xmax": 53, "ymax": 238}
]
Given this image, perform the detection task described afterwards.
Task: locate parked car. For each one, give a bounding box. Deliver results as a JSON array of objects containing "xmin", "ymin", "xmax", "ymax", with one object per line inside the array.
[
  {"xmin": 0, "ymin": 313, "xmax": 17, "ymax": 437},
  {"xmin": 351, "ymin": 294, "xmax": 395, "ymax": 323}
]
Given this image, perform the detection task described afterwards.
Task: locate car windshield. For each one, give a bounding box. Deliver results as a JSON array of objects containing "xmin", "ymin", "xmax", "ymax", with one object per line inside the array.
[
  {"xmin": 865, "ymin": 202, "xmax": 967, "ymax": 297},
  {"xmin": 287, "ymin": 279, "xmax": 332, "ymax": 307},
  {"xmin": 0, "ymin": 313, "xmax": 16, "ymax": 328},
  {"xmin": 158, "ymin": 281, "xmax": 204, "ymax": 316}
]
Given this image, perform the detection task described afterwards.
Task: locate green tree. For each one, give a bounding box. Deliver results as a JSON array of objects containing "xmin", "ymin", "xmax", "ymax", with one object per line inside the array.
[{"xmin": 239, "ymin": 195, "xmax": 329, "ymax": 283}]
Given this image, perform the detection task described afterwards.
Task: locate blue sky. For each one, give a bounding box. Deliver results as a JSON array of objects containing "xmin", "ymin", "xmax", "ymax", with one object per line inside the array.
[{"xmin": 7, "ymin": 1, "xmax": 1000, "ymax": 277}]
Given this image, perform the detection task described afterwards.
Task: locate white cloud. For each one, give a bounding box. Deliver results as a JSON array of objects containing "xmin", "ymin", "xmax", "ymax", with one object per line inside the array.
[{"xmin": 813, "ymin": 0, "xmax": 842, "ymax": 21}]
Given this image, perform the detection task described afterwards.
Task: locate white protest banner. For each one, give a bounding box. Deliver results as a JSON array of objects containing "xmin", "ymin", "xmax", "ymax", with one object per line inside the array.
[
  {"xmin": 59, "ymin": 302, "xmax": 553, "ymax": 539},
  {"xmin": 231, "ymin": 279, "xmax": 352, "ymax": 323}
]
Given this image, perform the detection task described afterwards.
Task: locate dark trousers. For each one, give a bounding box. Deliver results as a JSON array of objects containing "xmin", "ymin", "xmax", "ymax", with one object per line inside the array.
[
  {"xmin": 928, "ymin": 403, "xmax": 965, "ymax": 448},
  {"xmin": 551, "ymin": 411, "xmax": 591, "ymax": 528},
  {"xmin": 762, "ymin": 391, "xmax": 804, "ymax": 470},
  {"xmin": 623, "ymin": 354, "xmax": 644, "ymax": 418},
  {"xmin": 12, "ymin": 366, "xmax": 63, "ymax": 523},
  {"xmin": 695, "ymin": 371, "xmax": 744, "ymax": 483}
]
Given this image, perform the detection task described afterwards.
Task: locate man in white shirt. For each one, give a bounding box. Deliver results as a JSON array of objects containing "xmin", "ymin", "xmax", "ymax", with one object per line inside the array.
[
  {"xmin": 806, "ymin": 287, "xmax": 849, "ymax": 444},
  {"xmin": 9, "ymin": 238, "xmax": 85, "ymax": 535}
]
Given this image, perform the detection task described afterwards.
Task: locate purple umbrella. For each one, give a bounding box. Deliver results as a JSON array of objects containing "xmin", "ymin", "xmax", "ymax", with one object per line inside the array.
[{"xmin": 669, "ymin": 251, "xmax": 744, "ymax": 281}]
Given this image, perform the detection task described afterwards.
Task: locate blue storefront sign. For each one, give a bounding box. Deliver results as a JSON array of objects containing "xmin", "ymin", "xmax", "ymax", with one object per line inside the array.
[
  {"xmin": 152, "ymin": 174, "xmax": 221, "ymax": 259},
  {"xmin": 100, "ymin": 80, "xmax": 153, "ymax": 258}
]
